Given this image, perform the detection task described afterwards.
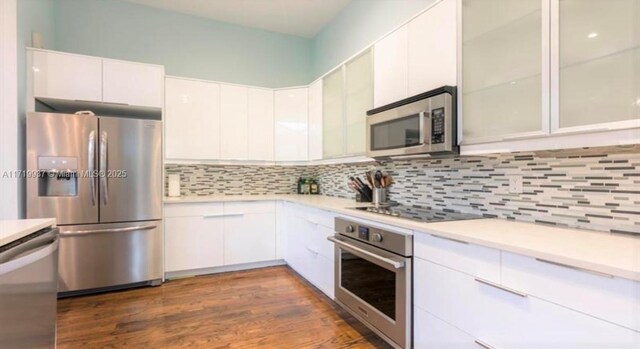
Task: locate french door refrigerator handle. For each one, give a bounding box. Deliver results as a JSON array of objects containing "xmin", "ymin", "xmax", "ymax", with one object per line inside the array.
[
  {"xmin": 100, "ymin": 130, "xmax": 108, "ymax": 205},
  {"xmin": 88, "ymin": 130, "xmax": 96, "ymax": 206},
  {"xmin": 60, "ymin": 224, "xmax": 157, "ymax": 237}
]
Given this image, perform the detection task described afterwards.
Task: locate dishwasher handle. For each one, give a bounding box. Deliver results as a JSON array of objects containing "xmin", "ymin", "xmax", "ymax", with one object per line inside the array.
[{"xmin": 0, "ymin": 235, "xmax": 59, "ymax": 276}]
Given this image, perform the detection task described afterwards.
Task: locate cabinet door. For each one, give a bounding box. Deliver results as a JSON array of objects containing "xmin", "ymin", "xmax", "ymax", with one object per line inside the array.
[
  {"xmin": 220, "ymin": 84, "xmax": 249, "ymax": 160},
  {"xmin": 165, "ymin": 78, "xmax": 221, "ymax": 160},
  {"xmin": 414, "ymin": 307, "xmax": 477, "ymax": 349},
  {"xmin": 32, "ymin": 50, "xmax": 102, "ymax": 102},
  {"xmin": 408, "ymin": 0, "xmax": 457, "ymax": 95},
  {"xmin": 308, "ymin": 80, "xmax": 323, "ymax": 160},
  {"xmin": 102, "ymin": 60, "xmax": 163, "ymax": 108},
  {"xmin": 224, "ymin": 212, "xmax": 276, "ymax": 265},
  {"xmin": 554, "ymin": 0, "xmax": 640, "ymax": 132},
  {"xmin": 345, "ymin": 49, "xmax": 373, "ymax": 155},
  {"xmin": 247, "ymin": 88, "xmax": 274, "ymax": 161},
  {"xmin": 374, "ymin": 26, "xmax": 409, "ymax": 107},
  {"xmin": 322, "ymin": 69, "xmax": 345, "ymax": 158},
  {"xmin": 461, "ymin": 0, "xmax": 546, "ymax": 143},
  {"xmin": 274, "ymin": 88, "xmax": 309, "ymax": 161},
  {"xmin": 164, "ymin": 216, "xmax": 224, "ymax": 272}
]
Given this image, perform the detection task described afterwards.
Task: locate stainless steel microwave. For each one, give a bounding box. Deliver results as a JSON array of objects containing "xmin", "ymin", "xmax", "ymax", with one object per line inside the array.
[{"xmin": 366, "ymin": 86, "xmax": 457, "ymax": 159}]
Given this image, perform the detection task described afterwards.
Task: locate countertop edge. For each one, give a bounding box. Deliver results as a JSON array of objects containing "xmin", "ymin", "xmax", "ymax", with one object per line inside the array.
[
  {"xmin": 164, "ymin": 196, "xmax": 640, "ymax": 282},
  {"xmin": 0, "ymin": 218, "xmax": 57, "ymax": 246}
]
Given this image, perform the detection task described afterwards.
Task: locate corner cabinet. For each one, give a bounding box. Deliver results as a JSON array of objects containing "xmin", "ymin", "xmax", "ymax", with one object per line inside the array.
[
  {"xmin": 274, "ymin": 87, "xmax": 309, "ymax": 162},
  {"xmin": 460, "ymin": 0, "xmax": 640, "ymax": 153}
]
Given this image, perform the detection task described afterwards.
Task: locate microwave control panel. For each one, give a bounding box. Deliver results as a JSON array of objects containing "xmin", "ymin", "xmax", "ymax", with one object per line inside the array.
[{"xmin": 431, "ymin": 107, "xmax": 446, "ymax": 144}]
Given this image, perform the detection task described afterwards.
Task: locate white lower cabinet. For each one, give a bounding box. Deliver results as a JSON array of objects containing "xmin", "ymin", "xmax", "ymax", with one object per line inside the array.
[
  {"xmin": 164, "ymin": 203, "xmax": 225, "ymax": 273},
  {"xmin": 164, "ymin": 201, "xmax": 277, "ymax": 274},
  {"xmin": 414, "ymin": 307, "xmax": 476, "ymax": 349},
  {"xmin": 283, "ymin": 203, "xmax": 335, "ymax": 298},
  {"xmin": 223, "ymin": 202, "xmax": 276, "ymax": 265},
  {"xmin": 414, "ymin": 232, "xmax": 640, "ymax": 349}
]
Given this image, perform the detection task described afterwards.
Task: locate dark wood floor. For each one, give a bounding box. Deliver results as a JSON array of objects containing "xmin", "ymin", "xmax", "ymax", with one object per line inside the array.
[{"xmin": 57, "ymin": 266, "xmax": 391, "ymax": 348}]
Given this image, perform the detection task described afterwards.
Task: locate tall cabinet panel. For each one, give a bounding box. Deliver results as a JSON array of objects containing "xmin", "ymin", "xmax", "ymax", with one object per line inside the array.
[
  {"xmin": 555, "ymin": 0, "xmax": 640, "ymax": 131},
  {"xmin": 308, "ymin": 80, "xmax": 323, "ymax": 161},
  {"xmin": 165, "ymin": 78, "xmax": 221, "ymax": 160},
  {"xmin": 248, "ymin": 88, "xmax": 275, "ymax": 161},
  {"xmin": 322, "ymin": 69, "xmax": 344, "ymax": 158},
  {"xmin": 408, "ymin": 0, "xmax": 457, "ymax": 96},
  {"xmin": 374, "ymin": 26, "xmax": 409, "ymax": 108},
  {"xmin": 345, "ymin": 50, "xmax": 373, "ymax": 155},
  {"xmin": 274, "ymin": 88, "xmax": 309, "ymax": 162},
  {"xmin": 461, "ymin": 0, "xmax": 546, "ymax": 143},
  {"xmin": 220, "ymin": 85, "xmax": 249, "ymax": 160}
]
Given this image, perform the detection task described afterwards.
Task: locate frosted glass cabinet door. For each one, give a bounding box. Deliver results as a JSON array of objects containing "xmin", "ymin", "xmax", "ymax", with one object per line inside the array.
[
  {"xmin": 345, "ymin": 49, "xmax": 373, "ymax": 155},
  {"xmin": 323, "ymin": 69, "xmax": 345, "ymax": 158},
  {"xmin": 556, "ymin": 0, "xmax": 640, "ymax": 131},
  {"xmin": 461, "ymin": 0, "xmax": 545, "ymax": 143},
  {"xmin": 308, "ymin": 80, "xmax": 323, "ymax": 161}
]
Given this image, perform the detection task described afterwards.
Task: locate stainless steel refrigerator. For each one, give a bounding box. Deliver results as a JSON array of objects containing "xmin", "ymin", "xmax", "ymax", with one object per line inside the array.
[{"xmin": 27, "ymin": 112, "xmax": 163, "ymax": 295}]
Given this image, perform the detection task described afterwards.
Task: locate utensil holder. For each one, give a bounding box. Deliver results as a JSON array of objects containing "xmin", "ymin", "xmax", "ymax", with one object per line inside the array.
[{"xmin": 372, "ymin": 188, "xmax": 387, "ymax": 206}]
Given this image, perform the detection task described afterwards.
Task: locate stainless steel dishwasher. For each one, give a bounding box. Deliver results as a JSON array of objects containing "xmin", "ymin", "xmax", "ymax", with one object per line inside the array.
[{"xmin": 0, "ymin": 227, "xmax": 59, "ymax": 349}]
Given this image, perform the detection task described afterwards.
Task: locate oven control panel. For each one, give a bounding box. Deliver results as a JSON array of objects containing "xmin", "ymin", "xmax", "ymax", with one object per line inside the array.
[{"xmin": 335, "ymin": 219, "xmax": 413, "ymax": 257}]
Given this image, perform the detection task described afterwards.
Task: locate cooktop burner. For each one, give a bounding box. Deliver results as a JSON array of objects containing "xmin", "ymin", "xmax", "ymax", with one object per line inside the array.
[{"xmin": 351, "ymin": 205, "xmax": 483, "ymax": 223}]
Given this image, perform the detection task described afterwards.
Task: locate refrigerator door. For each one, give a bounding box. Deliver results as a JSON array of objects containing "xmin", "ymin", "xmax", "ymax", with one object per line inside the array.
[
  {"xmin": 98, "ymin": 117, "xmax": 162, "ymax": 223},
  {"xmin": 57, "ymin": 221, "xmax": 162, "ymax": 293},
  {"xmin": 27, "ymin": 112, "xmax": 99, "ymax": 225}
]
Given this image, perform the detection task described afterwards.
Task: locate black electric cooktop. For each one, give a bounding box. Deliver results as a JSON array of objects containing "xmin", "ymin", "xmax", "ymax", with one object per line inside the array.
[{"xmin": 351, "ymin": 204, "xmax": 484, "ymax": 223}]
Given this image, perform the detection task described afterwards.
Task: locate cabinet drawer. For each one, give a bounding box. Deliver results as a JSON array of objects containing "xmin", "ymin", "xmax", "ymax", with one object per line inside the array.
[
  {"xmin": 303, "ymin": 250, "xmax": 334, "ymax": 299},
  {"xmin": 224, "ymin": 201, "xmax": 275, "ymax": 215},
  {"xmin": 414, "ymin": 307, "xmax": 477, "ymax": 349},
  {"xmin": 414, "ymin": 232, "xmax": 500, "ymax": 282},
  {"xmin": 164, "ymin": 203, "xmax": 223, "ymax": 218},
  {"xmin": 416, "ymin": 258, "xmax": 640, "ymax": 349},
  {"xmin": 502, "ymin": 252, "xmax": 640, "ymax": 331}
]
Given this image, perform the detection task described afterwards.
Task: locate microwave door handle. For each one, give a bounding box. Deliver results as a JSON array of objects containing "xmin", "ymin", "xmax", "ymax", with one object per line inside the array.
[
  {"xmin": 419, "ymin": 111, "xmax": 431, "ymax": 147},
  {"xmin": 88, "ymin": 130, "xmax": 96, "ymax": 206},
  {"xmin": 99, "ymin": 131, "xmax": 108, "ymax": 205}
]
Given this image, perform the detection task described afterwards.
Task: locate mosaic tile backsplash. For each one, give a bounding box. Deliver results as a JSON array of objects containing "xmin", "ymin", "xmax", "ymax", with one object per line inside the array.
[{"xmin": 166, "ymin": 146, "xmax": 640, "ymax": 235}]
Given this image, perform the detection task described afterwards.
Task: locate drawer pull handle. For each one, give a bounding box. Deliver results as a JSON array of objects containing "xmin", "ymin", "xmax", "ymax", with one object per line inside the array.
[
  {"xmin": 306, "ymin": 219, "xmax": 319, "ymax": 225},
  {"xmin": 202, "ymin": 213, "xmax": 245, "ymax": 218},
  {"xmin": 430, "ymin": 234, "xmax": 469, "ymax": 245},
  {"xmin": 474, "ymin": 278, "xmax": 528, "ymax": 298},
  {"xmin": 306, "ymin": 246, "xmax": 319, "ymax": 255},
  {"xmin": 475, "ymin": 340, "xmax": 496, "ymax": 349},
  {"xmin": 535, "ymin": 258, "xmax": 614, "ymax": 279}
]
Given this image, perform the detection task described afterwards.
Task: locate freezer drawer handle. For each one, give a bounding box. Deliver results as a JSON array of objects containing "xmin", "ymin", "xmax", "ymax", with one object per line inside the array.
[
  {"xmin": 0, "ymin": 237, "xmax": 59, "ymax": 276},
  {"xmin": 327, "ymin": 236, "xmax": 404, "ymax": 270},
  {"xmin": 61, "ymin": 225, "xmax": 157, "ymax": 236}
]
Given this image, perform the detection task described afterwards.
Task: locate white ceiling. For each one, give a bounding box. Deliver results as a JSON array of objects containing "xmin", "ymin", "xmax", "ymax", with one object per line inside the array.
[{"xmin": 121, "ymin": 0, "xmax": 352, "ymax": 38}]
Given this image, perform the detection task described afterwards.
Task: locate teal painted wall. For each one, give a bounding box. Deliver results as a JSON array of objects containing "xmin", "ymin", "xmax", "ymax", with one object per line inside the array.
[
  {"xmin": 312, "ymin": 0, "xmax": 436, "ymax": 78},
  {"xmin": 52, "ymin": 0, "xmax": 313, "ymax": 88}
]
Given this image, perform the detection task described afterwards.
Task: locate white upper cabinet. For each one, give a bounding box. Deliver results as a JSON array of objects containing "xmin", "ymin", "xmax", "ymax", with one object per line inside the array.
[
  {"xmin": 322, "ymin": 69, "xmax": 345, "ymax": 158},
  {"xmin": 408, "ymin": 0, "xmax": 457, "ymax": 95},
  {"xmin": 461, "ymin": 0, "xmax": 546, "ymax": 144},
  {"xmin": 165, "ymin": 77, "xmax": 221, "ymax": 160},
  {"xmin": 274, "ymin": 88, "xmax": 309, "ymax": 162},
  {"xmin": 220, "ymin": 84, "xmax": 249, "ymax": 160},
  {"xmin": 554, "ymin": 0, "xmax": 640, "ymax": 132},
  {"xmin": 248, "ymin": 88, "xmax": 275, "ymax": 161},
  {"xmin": 308, "ymin": 80, "xmax": 323, "ymax": 161},
  {"xmin": 31, "ymin": 50, "xmax": 102, "ymax": 102},
  {"xmin": 374, "ymin": 26, "xmax": 409, "ymax": 108},
  {"xmin": 102, "ymin": 59, "xmax": 163, "ymax": 108},
  {"xmin": 345, "ymin": 49, "xmax": 373, "ymax": 155}
]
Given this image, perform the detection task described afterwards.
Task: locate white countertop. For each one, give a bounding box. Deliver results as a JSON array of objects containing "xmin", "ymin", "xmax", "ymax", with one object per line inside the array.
[
  {"xmin": 165, "ymin": 195, "xmax": 640, "ymax": 281},
  {"xmin": 0, "ymin": 218, "xmax": 57, "ymax": 246}
]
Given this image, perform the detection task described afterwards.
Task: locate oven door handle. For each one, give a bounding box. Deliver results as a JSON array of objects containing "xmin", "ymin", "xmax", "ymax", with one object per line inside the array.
[{"xmin": 327, "ymin": 236, "xmax": 405, "ymax": 270}]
